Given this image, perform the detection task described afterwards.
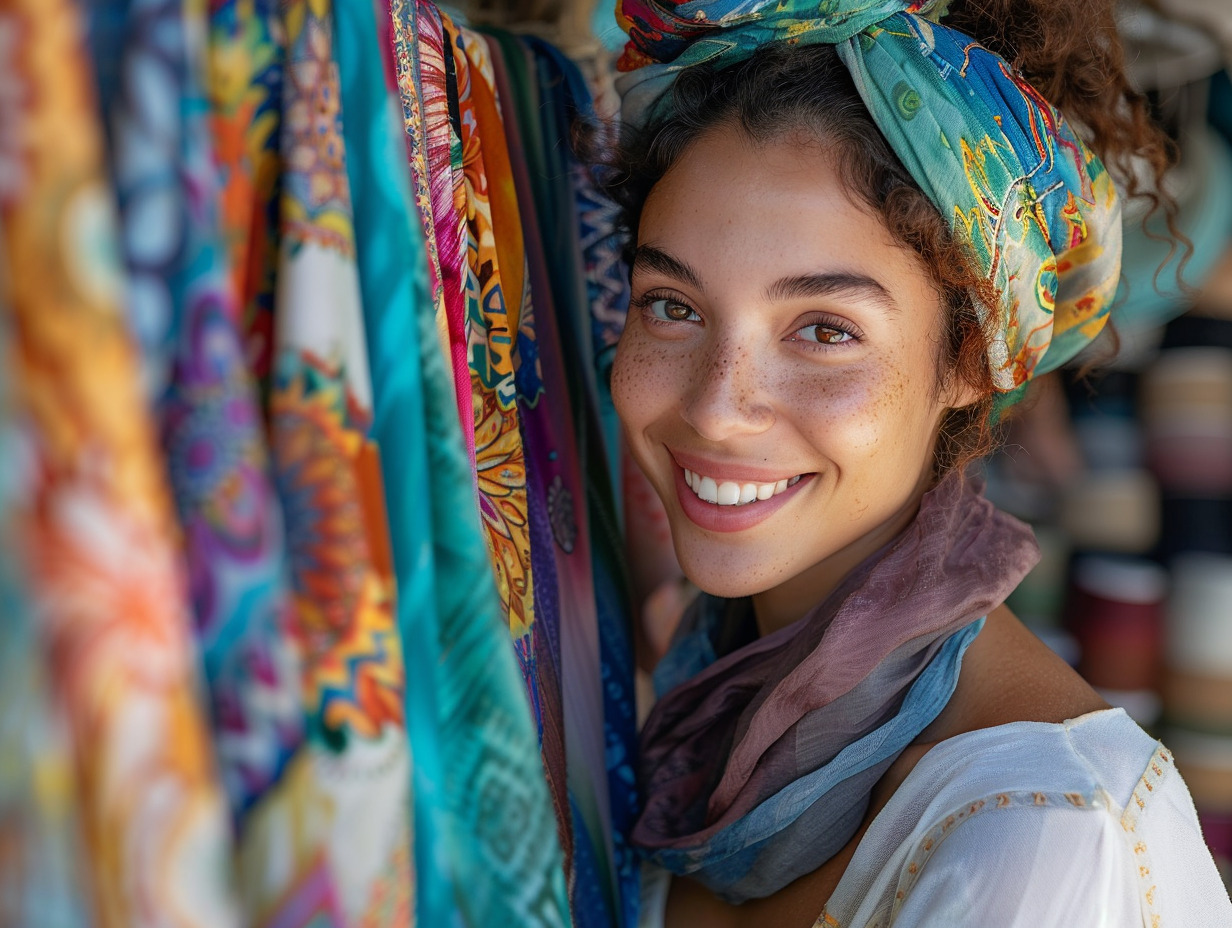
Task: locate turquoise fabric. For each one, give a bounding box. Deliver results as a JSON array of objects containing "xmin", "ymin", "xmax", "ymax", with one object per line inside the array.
[
  {"xmin": 334, "ymin": 3, "xmax": 571, "ymax": 925},
  {"xmin": 615, "ymin": 0, "xmax": 1123, "ymax": 412}
]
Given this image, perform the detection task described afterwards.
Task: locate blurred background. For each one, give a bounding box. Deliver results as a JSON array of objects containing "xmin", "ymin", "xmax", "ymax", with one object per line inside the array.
[{"xmin": 979, "ymin": 0, "xmax": 1232, "ymax": 891}]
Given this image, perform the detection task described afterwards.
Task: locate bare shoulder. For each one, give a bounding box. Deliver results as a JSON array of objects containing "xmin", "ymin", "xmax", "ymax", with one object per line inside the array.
[{"xmin": 919, "ymin": 604, "xmax": 1109, "ymax": 744}]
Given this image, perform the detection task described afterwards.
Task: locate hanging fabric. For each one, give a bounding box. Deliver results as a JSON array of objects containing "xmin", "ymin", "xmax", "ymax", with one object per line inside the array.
[
  {"xmin": 1, "ymin": 0, "xmax": 639, "ymax": 924},
  {"xmin": 0, "ymin": 0, "xmax": 241, "ymax": 924}
]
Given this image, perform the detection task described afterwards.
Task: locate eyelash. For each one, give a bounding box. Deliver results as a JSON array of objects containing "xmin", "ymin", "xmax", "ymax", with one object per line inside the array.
[{"xmin": 631, "ymin": 291, "xmax": 862, "ymax": 348}]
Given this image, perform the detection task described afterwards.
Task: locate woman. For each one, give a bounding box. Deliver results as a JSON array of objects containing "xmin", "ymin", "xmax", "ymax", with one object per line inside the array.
[{"xmin": 603, "ymin": 1, "xmax": 1232, "ymax": 925}]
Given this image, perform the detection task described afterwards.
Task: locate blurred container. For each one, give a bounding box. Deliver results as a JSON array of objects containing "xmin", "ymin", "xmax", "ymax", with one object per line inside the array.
[
  {"xmin": 1158, "ymin": 494, "xmax": 1232, "ymax": 562},
  {"xmin": 1073, "ymin": 415, "xmax": 1144, "ymax": 472},
  {"xmin": 1142, "ymin": 347, "xmax": 1232, "ymax": 495},
  {"xmin": 1096, "ymin": 687, "xmax": 1163, "ymax": 729},
  {"xmin": 1168, "ymin": 727, "xmax": 1232, "ymax": 814},
  {"xmin": 1006, "ymin": 525, "xmax": 1070, "ymax": 628},
  {"xmin": 1164, "ymin": 667, "xmax": 1232, "ymax": 732},
  {"xmin": 1167, "ymin": 553, "xmax": 1232, "ymax": 678},
  {"xmin": 1060, "ymin": 470, "xmax": 1160, "ymax": 555},
  {"xmin": 1069, "ymin": 556, "xmax": 1167, "ymax": 691}
]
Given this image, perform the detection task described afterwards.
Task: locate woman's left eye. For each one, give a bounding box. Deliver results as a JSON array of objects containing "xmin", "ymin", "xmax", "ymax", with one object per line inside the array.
[
  {"xmin": 789, "ymin": 324, "xmax": 855, "ymax": 345},
  {"xmin": 648, "ymin": 299, "xmax": 699, "ymax": 323}
]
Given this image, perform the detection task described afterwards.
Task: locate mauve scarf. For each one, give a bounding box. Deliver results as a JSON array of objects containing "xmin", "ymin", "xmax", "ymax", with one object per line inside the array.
[{"xmin": 633, "ymin": 473, "xmax": 1039, "ymax": 901}]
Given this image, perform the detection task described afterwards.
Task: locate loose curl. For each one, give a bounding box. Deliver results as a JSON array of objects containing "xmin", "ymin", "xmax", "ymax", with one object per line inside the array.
[{"xmin": 600, "ymin": 0, "xmax": 1178, "ymax": 476}]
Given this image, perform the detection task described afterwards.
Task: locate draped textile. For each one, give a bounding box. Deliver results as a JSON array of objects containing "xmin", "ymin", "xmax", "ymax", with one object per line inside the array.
[
  {"xmin": 634, "ymin": 476, "xmax": 1039, "ymax": 901},
  {"xmin": 615, "ymin": 0, "xmax": 1123, "ymax": 412},
  {"xmin": 0, "ymin": 299, "xmax": 92, "ymax": 927},
  {"xmin": 86, "ymin": 0, "xmax": 305, "ymax": 830},
  {"xmin": 254, "ymin": 1, "xmax": 419, "ymax": 924},
  {"xmin": 0, "ymin": 0, "xmax": 241, "ymax": 923},
  {"xmin": 207, "ymin": 0, "xmax": 285, "ymax": 399},
  {"xmin": 342, "ymin": 3, "xmax": 572, "ymax": 925}
]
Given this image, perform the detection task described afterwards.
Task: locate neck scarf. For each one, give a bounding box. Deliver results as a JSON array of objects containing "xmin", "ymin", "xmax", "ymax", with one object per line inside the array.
[
  {"xmin": 632, "ymin": 474, "xmax": 1039, "ymax": 901},
  {"xmin": 614, "ymin": 0, "xmax": 1122, "ymax": 414}
]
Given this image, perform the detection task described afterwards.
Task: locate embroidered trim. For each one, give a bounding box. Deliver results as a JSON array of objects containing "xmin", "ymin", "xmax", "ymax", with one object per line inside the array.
[
  {"xmin": 889, "ymin": 788, "xmax": 1104, "ymax": 921},
  {"xmin": 1121, "ymin": 743, "xmax": 1174, "ymax": 928}
]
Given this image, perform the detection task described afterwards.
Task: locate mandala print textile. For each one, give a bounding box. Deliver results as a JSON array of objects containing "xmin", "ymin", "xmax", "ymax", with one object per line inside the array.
[
  {"xmin": 206, "ymin": 0, "xmax": 285, "ymax": 397},
  {"xmin": 85, "ymin": 0, "xmax": 306, "ymax": 832},
  {"xmin": 340, "ymin": 5, "xmax": 571, "ymax": 925},
  {"xmin": 442, "ymin": 11, "xmax": 540, "ymax": 666},
  {"xmin": 461, "ymin": 30, "xmax": 577, "ymax": 885},
  {"xmin": 616, "ymin": 0, "xmax": 1123, "ymax": 413},
  {"xmin": 0, "ymin": 305, "xmax": 92, "ymax": 928},
  {"xmin": 269, "ymin": 1, "xmax": 415, "ymax": 924},
  {"xmin": 0, "ymin": 1, "xmax": 240, "ymax": 925}
]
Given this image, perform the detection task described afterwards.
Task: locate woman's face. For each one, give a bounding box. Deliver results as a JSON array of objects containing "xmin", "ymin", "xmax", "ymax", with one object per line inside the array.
[{"xmin": 612, "ymin": 123, "xmax": 973, "ymax": 630}]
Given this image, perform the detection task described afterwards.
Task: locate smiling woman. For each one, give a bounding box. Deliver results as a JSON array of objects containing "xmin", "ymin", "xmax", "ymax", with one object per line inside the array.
[{"xmin": 603, "ymin": 2, "xmax": 1232, "ymax": 926}]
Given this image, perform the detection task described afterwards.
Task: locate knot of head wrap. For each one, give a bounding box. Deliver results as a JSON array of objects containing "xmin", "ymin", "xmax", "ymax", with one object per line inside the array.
[{"xmin": 615, "ymin": 0, "xmax": 1122, "ymax": 412}]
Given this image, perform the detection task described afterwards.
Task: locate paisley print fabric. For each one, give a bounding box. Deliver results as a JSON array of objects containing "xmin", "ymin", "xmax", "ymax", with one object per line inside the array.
[
  {"xmin": 269, "ymin": 2, "xmax": 415, "ymax": 924},
  {"xmin": 615, "ymin": 0, "xmax": 1123, "ymax": 412},
  {"xmin": 85, "ymin": 0, "xmax": 305, "ymax": 827},
  {"xmin": 0, "ymin": 0, "xmax": 241, "ymax": 923}
]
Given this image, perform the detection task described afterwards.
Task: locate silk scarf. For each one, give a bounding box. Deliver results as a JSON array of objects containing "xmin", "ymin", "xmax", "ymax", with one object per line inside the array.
[
  {"xmin": 615, "ymin": 0, "xmax": 1122, "ymax": 414},
  {"xmin": 634, "ymin": 474, "xmax": 1039, "ymax": 901}
]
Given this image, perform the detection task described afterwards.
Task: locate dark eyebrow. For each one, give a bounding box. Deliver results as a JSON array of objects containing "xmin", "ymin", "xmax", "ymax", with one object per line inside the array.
[
  {"xmin": 631, "ymin": 245, "xmax": 704, "ymax": 291},
  {"xmin": 765, "ymin": 272, "xmax": 899, "ymax": 313}
]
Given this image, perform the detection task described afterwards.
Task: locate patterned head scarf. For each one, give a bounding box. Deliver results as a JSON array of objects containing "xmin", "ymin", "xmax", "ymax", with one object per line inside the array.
[{"xmin": 615, "ymin": 0, "xmax": 1122, "ymax": 412}]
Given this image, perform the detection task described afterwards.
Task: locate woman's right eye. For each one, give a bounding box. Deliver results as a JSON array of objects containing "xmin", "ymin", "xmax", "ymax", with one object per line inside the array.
[{"xmin": 646, "ymin": 298, "xmax": 699, "ymax": 323}]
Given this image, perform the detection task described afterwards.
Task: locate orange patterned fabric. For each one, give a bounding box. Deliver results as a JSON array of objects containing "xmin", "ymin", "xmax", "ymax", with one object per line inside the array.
[{"xmin": 0, "ymin": 1, "xmax": 239, "ymax": 925}]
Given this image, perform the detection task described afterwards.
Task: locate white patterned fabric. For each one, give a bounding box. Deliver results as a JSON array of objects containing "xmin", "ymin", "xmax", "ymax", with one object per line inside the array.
[{"xmin": 639, "ymin": 709, "xmax": 1231, "ymax": 927}]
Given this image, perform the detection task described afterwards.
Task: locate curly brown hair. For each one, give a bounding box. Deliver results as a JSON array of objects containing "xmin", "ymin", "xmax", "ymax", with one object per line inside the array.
[{"xmin": 601, "ymin": 0, "xmax": 1178, "ymax": 476}]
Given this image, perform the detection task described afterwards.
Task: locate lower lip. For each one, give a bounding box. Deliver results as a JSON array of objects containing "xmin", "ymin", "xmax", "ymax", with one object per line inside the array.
[{"xmin": 674, "ymin": 467, "xmax": 812, "ymax": 533}]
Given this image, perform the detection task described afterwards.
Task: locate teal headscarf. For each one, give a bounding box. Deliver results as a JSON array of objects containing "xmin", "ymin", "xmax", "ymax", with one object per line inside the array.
[{"xmin": 615, "ymin": 0, "xmax": 1122, "ymax": 412}]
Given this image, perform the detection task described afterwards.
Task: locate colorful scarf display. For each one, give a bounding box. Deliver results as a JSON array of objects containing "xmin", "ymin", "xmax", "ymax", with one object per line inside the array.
[
  {"xmin": 634, "ymin": 475, "xmax": 1040, "ymax": 901},
  {"xmin": 615, "ymin": 0, "xmax": 1123, "ymax": 412},
  {"xmin": 0, "ymin": 0, "xmax": 241, "ymax": 924},
  {"xmin": 3, "ymin": 1, "xmax": 636, "ymax": 926}
]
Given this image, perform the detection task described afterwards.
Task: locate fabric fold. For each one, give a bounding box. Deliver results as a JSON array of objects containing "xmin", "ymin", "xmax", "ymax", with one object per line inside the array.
[{"xmin": 634, "ymin": 474, "xmax": 1040, "ymax": 901}]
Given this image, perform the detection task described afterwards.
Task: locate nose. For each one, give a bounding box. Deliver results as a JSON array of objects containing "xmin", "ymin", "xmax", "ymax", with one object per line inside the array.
[{"xmin": 680, "ymin": 338, "xmax": 775, "ymax": 441}]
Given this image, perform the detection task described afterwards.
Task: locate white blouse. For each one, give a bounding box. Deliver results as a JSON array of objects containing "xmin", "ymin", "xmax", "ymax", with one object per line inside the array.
[{"xmin": 639, "ymin": 708, "xmax": 1231, "ymax": 927}]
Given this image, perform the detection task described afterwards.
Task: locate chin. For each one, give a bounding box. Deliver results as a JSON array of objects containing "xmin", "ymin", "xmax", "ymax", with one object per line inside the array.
[{"xmin": 672, "ymin": 540, "xmax": 790, "ymax": 601}]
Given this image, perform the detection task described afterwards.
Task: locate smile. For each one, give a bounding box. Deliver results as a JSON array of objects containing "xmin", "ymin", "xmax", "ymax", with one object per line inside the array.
[{"xmin": 683, "ymin": 469, "xmax": 803, "ymax": 506}]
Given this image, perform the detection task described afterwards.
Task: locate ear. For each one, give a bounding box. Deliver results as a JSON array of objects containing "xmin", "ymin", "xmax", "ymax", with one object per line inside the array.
[{"xmin": 939, "ymin": 369, "xmax": 986, "ymax": 411}]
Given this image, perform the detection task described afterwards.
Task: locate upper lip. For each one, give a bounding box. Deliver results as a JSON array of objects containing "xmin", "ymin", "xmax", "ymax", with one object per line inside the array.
[{"xmin": 669, "ymin": 448, "xmax": 808, "ymax": 484}]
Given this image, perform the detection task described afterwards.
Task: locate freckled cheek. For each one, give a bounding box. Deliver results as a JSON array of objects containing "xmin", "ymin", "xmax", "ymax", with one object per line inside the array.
[
  {"xmin": 611, "ymin": 331, "xmax": 688, "ymax": 429},
  {"xmin": 774, "ymin": 366, "xmax": 922, "ymax": 455}
]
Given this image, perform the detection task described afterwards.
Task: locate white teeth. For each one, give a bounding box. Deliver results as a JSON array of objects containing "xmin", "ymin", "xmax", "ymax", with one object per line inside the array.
[
  {"xmin": 683, "ymin": 467, "xmax": 804, "ymax": 506},
  {"xmin": 698, "ymin": 475, "xmax": 719, "ymax": 503}
]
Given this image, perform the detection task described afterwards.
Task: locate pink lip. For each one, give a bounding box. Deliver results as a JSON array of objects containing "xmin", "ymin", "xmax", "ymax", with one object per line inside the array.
[
  {"xmin": 673, "ymin": 464, "xmax": 813, "ymax": 533},
  {"xmin": 670, "ymin": 449, "xmax": 802, "ymax": 485}
]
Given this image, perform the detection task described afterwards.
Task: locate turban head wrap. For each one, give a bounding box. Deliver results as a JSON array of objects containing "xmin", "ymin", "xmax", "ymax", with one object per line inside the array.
[{"xmin": 615, "ymin": 0, "xmax": 1123, "ymax": 413}]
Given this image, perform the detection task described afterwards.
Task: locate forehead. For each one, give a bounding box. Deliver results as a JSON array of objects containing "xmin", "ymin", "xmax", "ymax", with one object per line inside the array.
[{"xmin": 637, "ymin": 124, "xmax": 933, "ymax": 305}]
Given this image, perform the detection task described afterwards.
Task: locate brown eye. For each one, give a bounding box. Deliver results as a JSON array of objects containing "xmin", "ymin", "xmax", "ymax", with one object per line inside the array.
[
  {"xmin": 794, "ymin": 324, "xmax": 853, "ymax": 345},
  {"xmin": 647, "ymin": 298, "xmax": 699, "ymax": 323}
]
